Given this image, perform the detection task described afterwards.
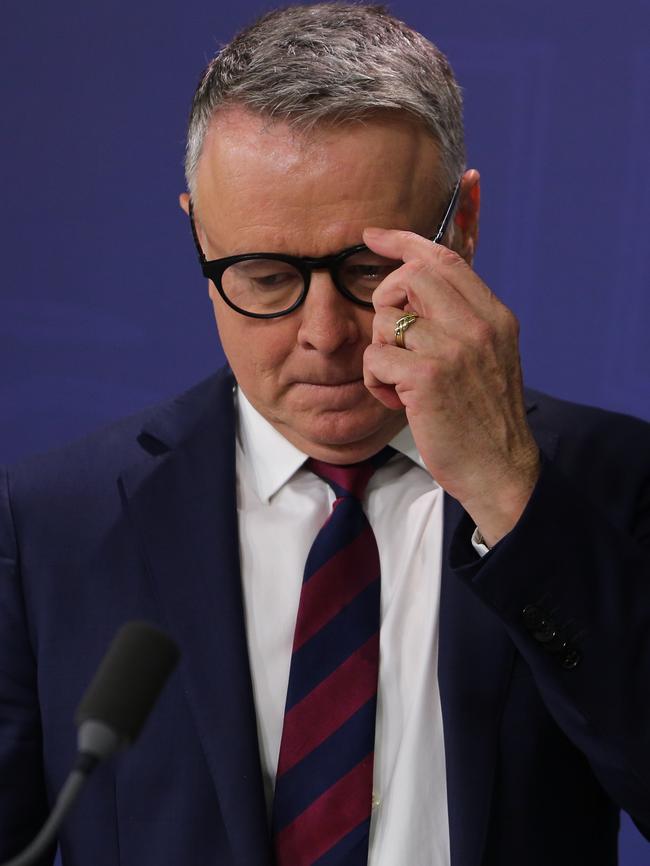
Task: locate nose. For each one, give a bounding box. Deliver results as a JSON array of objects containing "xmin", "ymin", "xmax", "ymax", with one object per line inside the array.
[{"xmin": 296, "ymin": 271, "xmax": 362, "ymax": 353}]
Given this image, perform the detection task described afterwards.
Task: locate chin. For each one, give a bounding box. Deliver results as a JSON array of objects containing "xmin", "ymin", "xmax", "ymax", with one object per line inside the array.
[{"xmin": 287, "ymin": 405, "xmax": 403, "ymax": 454}]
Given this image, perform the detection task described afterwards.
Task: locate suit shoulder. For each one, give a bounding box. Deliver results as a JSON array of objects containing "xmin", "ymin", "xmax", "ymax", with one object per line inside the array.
[
  {"xmin": 4, "ymin": 368, "xmax": 235, "ymax": 500},
  {"xmin": 525, "ymin": 387, "xmax": 650, "ymax": 488},
  {"xmin": 526, "ymin": 388, "xmax": 649, "ymax": 440}
]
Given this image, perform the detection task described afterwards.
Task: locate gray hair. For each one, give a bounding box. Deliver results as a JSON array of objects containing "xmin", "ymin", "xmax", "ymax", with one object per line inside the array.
[{"xmin": 184, "ymin": 3, "xmax": 465, "ymax": 197}]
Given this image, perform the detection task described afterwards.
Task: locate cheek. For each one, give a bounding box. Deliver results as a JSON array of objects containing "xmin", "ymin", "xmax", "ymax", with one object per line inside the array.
[
  {"xmin": 359, "ymin": 311, "xmax": 375, "ymax": 347},
  {"xmin": 213, "ymin": 300, "xmax": 297, "ymax": 385}
]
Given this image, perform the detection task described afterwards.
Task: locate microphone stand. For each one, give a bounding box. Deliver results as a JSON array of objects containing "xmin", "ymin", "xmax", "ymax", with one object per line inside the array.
[{"xmin": 1, "ymin": 754, "xmax": 97, "ymax": 866}]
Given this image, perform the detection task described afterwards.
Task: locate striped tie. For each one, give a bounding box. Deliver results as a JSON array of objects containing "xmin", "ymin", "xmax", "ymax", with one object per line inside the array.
[{"xmin": 272, "ymin": 447, "xmax": 394, "ymax": 866}]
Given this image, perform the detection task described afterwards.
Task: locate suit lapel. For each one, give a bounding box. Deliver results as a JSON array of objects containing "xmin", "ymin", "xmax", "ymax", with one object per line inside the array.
[
  {"xmin": 438, "ymin": 399, "xmax": 560, "ymax": 866},
  {"xmin": 439, "ymin": 494, "xmax": 515, "ymax": 866},
  {"xmin": 119, "ymin": 372, "xmax": 271, "ymax": 866}
]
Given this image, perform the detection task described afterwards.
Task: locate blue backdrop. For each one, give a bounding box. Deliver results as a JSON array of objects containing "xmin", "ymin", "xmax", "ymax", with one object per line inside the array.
[{"xmin": 1, "ymin": 0, "xmax": 648, "ymax": 860}]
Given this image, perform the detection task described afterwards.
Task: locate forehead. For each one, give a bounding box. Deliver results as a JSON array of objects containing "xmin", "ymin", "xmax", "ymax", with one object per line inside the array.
[{"xmin": 194, "ymin": 107, "xmax": 445, "ymax": 255}]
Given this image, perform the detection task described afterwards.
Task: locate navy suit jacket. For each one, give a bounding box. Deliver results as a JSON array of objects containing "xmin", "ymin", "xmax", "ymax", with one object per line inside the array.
[{"xmin": 1, "ymin": 366, "xmax": 649, "ymax": 866}]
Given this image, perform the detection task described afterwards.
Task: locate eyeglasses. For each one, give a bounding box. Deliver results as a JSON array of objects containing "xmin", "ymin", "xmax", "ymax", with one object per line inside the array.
[{"xmin": 188, "ymin": 178, "xmax": 461, "ymax": 319}]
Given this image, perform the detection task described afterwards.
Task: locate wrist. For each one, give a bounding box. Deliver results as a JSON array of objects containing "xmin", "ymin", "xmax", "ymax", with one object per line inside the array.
[{"xmin": 462, "ymin": 451, "xmax": 541, "ymax": 547}]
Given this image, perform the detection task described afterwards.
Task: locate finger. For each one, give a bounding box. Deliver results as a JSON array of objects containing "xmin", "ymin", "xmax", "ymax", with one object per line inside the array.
[
  {"xmin": 372, "ymin": 305, "xmax": 436, "ymax": 352},
  {"xmin": 371, "ymin": 258, "xmax": 463, "ymax": 319},
  {"xmin": 365, "ymin": 226, "xmax": 494, "ymax": 310},
  {"xmin": 363, "ymin": 225, "xmax": 463, "ymax": 266},
  {"xmin": 363, "ymin": 343, "xmax": 415, "ymax": 410},
  {"xmin": 364, "ymin": 379, "xmax": 404, "ymax": 411},
  {"xmin": 372, "ymin": 260, "xmax": 488, "ymax": 338}
]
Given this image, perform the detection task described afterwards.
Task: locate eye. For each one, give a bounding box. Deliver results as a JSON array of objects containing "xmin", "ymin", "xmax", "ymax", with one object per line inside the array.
[
  {"xmin": 345, "ymin": 263, "xmax": 395, "ymax": 282},
  {"xmin": 252, "ymin": 271, "xmax": 295, "ymax": 288},
  {"xmin": 227, "ymin": 260, "xmax": 302, "ymax": 292},
  {"xmin": 340, "ymin": 254, "xmax": 400, "ymax": 290}
]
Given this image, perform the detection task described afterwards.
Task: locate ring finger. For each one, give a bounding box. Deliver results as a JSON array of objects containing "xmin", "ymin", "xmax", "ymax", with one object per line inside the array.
[{"xmin": 373, "ymin": 305, "xmax": 435, "ymax": 352}]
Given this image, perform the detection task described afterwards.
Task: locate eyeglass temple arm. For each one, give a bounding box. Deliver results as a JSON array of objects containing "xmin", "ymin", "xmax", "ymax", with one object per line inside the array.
[
  {"xmin": 432, "ymin": 177, "xmax": 462, "ymax": 244},
  {"xmin": 188, "ymin": 199, "xmax": 207, "ymax": 264}
]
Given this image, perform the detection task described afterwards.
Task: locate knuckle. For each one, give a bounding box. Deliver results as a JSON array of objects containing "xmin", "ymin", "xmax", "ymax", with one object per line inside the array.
[
  {"xmin": 375, "ymin": 308, "xmax": 396, "ymax": 334},
  {"xmin": 473, "ymin": 319, "xmax": 496, "ymax": 345},
  {"xmin": 392, "ymin": 259, "xmax": 429, "ymax": 285},
  {"xmin": 371, "ymin": 276, "xmax": 392, "ymax": 300},
  {"xmin": 459, "ymin": 315, "xmax": 495, "ymax": 348},
  {"xmin": 504, "ymin": 308, "xmax": 520, "ymax": 338},
  {"xmin": 364, "ymin": 341, "xmax": 378, "ymax": 361},
  {"xmin": 431, "ymin": 243, "xmax": 464, "ymax": 267},
  {"xmin": 447, "ymin": 341, "xmax": 466, "ymax": 366},
  {"xmin": 404, "ymin": 258, "xmax": 428, "ymax": 276},
  {"xmin": 419, "ymin": 357, "xmax": 441, "ymax": 382}
]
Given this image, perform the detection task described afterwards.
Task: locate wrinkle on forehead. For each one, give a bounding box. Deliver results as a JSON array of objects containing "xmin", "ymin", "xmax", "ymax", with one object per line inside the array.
[{"xmin": 194, "ymin": 106, "xmax": 443, "ymax": 257}]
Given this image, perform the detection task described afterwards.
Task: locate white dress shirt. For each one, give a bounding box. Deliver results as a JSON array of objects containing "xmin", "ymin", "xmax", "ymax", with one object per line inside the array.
[{"xmin": 236, "ymin": 388, "xmax": 451, "ymax": 866}]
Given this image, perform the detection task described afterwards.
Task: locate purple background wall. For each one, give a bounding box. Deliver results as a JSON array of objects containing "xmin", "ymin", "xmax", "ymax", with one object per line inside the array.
[{"xmin": 1, "ymin": 0, "xmax": 648, "ymax": 860}]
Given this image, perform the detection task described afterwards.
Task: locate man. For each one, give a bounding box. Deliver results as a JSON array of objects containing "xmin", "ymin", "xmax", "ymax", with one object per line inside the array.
[{"xmin": 0, "ymin": 4, "xmax": 648, "ymax": 865}]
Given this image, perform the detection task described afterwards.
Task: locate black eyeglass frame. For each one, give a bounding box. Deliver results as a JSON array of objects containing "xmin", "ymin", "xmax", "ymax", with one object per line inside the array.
[{"xmin": 188, "ymin": 177, "xmax": 462, "ymax": 319}]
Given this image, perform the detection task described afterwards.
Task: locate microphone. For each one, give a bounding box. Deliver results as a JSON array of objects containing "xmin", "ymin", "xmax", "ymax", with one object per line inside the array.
[{"xmin": 1, "ymin": 622, "xmax": 180, "ymax": 866}]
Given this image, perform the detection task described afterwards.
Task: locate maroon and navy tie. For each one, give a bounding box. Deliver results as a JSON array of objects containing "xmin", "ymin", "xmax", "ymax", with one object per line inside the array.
[{"xmin": 272, "ymin": 447, "xmax": 394, "ymax": 866}]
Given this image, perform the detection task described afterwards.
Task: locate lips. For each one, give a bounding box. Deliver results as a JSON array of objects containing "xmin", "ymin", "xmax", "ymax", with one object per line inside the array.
[{"xmin": 295, "ymin": 378, "xmax": 363, "ymax": 387}]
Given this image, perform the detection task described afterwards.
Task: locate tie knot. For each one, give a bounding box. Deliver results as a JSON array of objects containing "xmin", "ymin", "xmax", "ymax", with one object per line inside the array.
[{"xmin": 307, "ymin": 446, "xmax": 395, "ymax": 500}]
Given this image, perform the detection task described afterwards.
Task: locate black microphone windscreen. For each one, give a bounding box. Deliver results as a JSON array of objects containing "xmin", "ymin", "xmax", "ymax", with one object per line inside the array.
[{"xmin": 75, "ymin": 621, "xmax": 180, "ymax": 744}]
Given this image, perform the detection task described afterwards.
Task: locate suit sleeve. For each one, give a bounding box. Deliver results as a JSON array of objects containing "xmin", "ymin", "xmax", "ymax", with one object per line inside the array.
[
  {"xmin": 0, "ymin": 467, "xmax": 54, "ymax": 862},
  {"xmin": 450, "ymin": 448, "xmax": 650, "ymax": 836}
]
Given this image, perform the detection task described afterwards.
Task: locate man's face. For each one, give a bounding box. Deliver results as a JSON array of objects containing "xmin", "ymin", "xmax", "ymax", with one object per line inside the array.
[{"xmin": 187, "ymin": 108, "xmax": 466, "ymax": 462}]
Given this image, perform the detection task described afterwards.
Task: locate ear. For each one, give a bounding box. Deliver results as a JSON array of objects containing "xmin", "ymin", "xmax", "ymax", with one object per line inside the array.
[
  {"xmin": 179, "ymin": 192, "xmax": 190, "ymax": 215},
  {"xmin": 449, "ymin": 169, "xmax": 480, "ymax": 266}
]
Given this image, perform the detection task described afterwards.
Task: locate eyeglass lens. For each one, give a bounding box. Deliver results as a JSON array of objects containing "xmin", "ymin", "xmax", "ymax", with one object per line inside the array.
[{"xmin": 221, "ymin": 250, "xmax": 401, "ymax": 315}]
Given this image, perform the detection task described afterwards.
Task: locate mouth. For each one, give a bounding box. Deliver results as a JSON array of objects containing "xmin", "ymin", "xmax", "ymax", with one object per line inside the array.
[
  {"xmin": 288, "ymin": 378, "xmax": 367, "ymax": 408},
  {"xmin": 295, "ymin": 378, "xmax": 364, "ymax": 388}
]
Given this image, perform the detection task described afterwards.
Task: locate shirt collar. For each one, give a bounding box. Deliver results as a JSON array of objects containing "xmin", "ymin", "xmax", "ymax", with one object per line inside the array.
[
  {"xmin": 236, "ymin": 387, "xmax": 433, "ymax": 503},
  {"xmin": 237, "ymin": 389, "xmax": 307, "ymax": 503}
]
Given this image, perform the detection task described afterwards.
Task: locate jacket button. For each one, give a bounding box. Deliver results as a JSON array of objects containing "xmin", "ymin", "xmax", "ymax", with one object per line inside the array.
[
  {"xmin": 534, "ymin": 624, "xmax": 558, "ymax": 643},
  {"xmin": 546, "ymin": 636, "xmax": 569, "ymax": 654},
  {"xmin": 522, "ymin": 605, "xmax": 545, "ymax": 631},
  {"xmin": 561, "ymin": 649, "xmax": 582, "ymax": 670}
]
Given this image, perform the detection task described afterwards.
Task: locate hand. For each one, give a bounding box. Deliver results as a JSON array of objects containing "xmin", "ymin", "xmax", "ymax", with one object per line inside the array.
[{"xmin": 362, "ymin": 226, "xmax": 540, "ymax": 546}]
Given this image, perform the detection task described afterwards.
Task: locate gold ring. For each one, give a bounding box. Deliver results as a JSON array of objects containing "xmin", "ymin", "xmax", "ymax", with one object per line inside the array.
[{"xmin": 394, "ymin": 313, "xmax": 418, "ymax": 349}]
